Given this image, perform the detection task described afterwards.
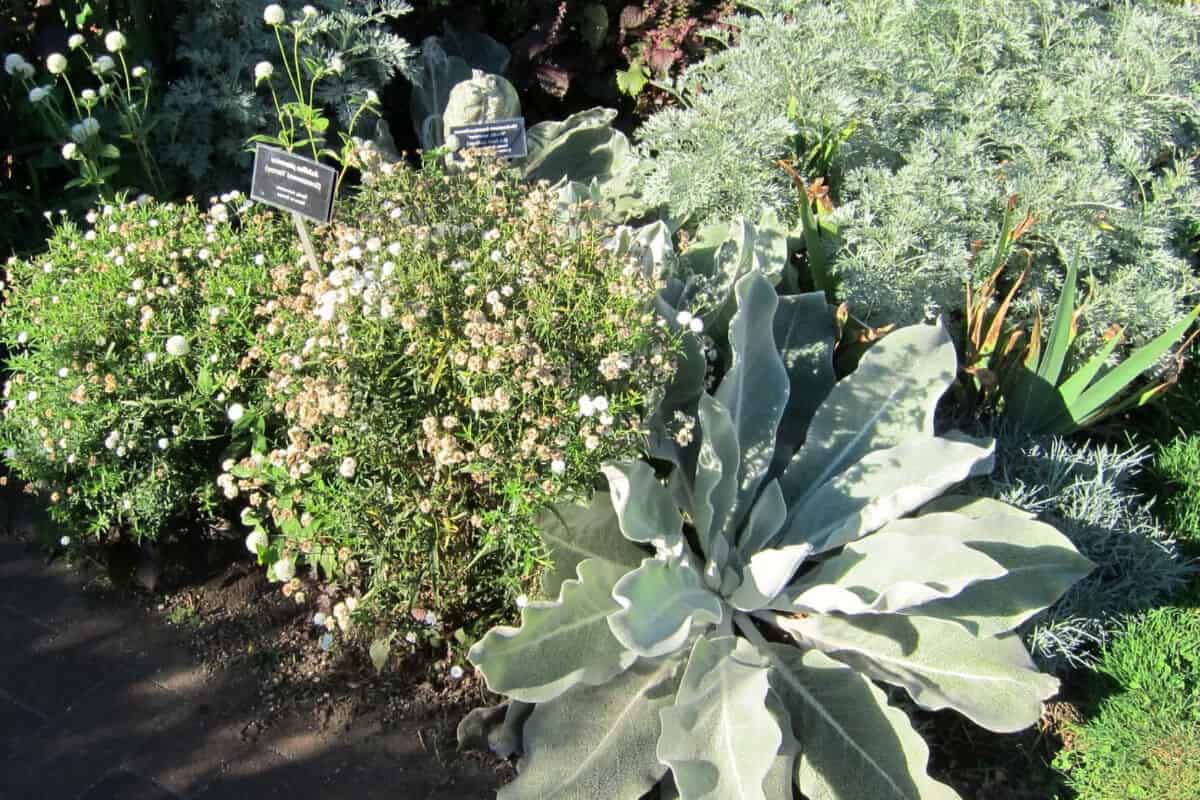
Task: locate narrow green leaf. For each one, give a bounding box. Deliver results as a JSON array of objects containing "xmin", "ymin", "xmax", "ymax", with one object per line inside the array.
[
  {"xmin": 657, "ymin": 636, "xmax": 781, "ymax": 800},
  {"xmin": 783, "ymin": 613, "xmax": 1059, "ymax": 733},
  {"xmin": 499, "ymin": 653, "xmax": 684, "ymax": 800},
  {"xmin": 609, "ymin": 556, "xmax": 725, "ymax": 658},
  {"xmin": 766, "ymin": 645, "xmax": 960, "ymax": 800},
  {"xmin": 1036, "ymin": 254, "xmax": 1078, "ymax": 385},
  {"xmin": 469, "ymin": 559, "xmax": 634, "ymax": 703},
  {"xmin": 1054, "ymin": 330, "xmax": 1122, "ymax": 408}
]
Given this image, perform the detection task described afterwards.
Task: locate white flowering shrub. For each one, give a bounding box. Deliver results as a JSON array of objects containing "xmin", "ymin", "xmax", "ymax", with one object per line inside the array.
[
  {"xmin": 0, "ymin": 195, "xmax": 295, "ymax": 541},
  {"xmin": 227, "ymin": 152, "xmax": 677, "ymax": 636},
  {"xmin": 635, "ymin": 0, "xmax": 1200, "ymax": 346}
]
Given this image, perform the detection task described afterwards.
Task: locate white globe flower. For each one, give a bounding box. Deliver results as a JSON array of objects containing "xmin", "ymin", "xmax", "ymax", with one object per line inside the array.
[
  {"xmin": 227, "ymin": 403, "xmax": 245, "ymax": 422},
  {"xmin": 68, "ymin": 34, "xmax": 85, "ymax": 50},
  {"xmin": 550, "ymin": 458, "xmax": 566, "ymax": 476},
  {"xmin": 689, "ymin": 317, "xmax": 705, "ymax": 334},
  {"xmin": 93, "ymin": 55, "xmax": 115, "ymax": 73},
  {"xmin": 338, "ymin": 456, "xmax": 357, "ymax": 478},
  {"xmin": 104, "ymin": 31, "xmax": 127, "ymax": 52},
  {"xmin": 61, "ymin": 142, "xmax": 78, "ymax": 160},
  {"xmin": 60, "ymin": 536, "xmax": 71, "ymax": 547},
  {"xmin": 3, "ymin": 53, "xmax": 26, "ymax": 75},
  {"xmin": 131, "ymin": 65, "xmax": 146, "ymax": 79},
  {"xmin": 254, "ymin": 61, "xmax": 273, "ymax": 83},
  {"xmin": 302, "ymin": 4, "xmax": 318, "ymax": 17},
  {"xmin": 46, "ymin": 53, "xmax": 67, "ymax": 74},
  {"xmin": 165, "ymin": 335, "xmax": 189, "ymax": 357},
  {"xmin": 28, "ymin": 86, "xmax": 50, "ymax": 104},
  {"xmin": 157, "ymin": 437, "xmax": 169, "ymax": 450},
  {"xmin": 272, "ymin": 557, "xmax": 296, "ymax": 582},
  {"xmin": 98, "ymin": 83, "xmax": 111, "ymax": 98},
  {"xmin": 245, "ymin": 529, "xmax": 268, "ymax": 554},
  {"xmin": 675, "ymin": 310, "xmax": 693, "ymax": 327},
  {"xmin": 449, "ymin": 665, "xmax": 465, "ymax": 680},
  {"xmin": 263, "ymin": 4, "xmax": 286, "ymax": 25}
]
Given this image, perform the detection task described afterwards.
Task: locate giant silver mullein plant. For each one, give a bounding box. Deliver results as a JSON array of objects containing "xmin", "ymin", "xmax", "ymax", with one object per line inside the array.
[{"xmin": 466, "ymin": 270, "xmax": 1093, "ymax": 799}]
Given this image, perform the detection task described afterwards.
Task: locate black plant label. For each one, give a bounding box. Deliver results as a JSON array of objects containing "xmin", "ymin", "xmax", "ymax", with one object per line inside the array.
[
  {"xmin": 250, "ymin": 144, "xmax": 337, "ymax": 224},
  {"xmin": 449, "ymin": 117, "xmax": 528, "ymax": 159}
]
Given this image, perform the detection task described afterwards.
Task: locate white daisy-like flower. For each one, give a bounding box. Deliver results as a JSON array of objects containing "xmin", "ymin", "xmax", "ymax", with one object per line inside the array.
[
  {"xmin": 245, "ymin": 529, "xmax": 268, "ymax": 553},
  {"xmin": 449, "ymin": 665, "xmax": 464, "ymax": 680},
  {"xmin": 227, "ymin": 403, "xmax": 245, "ymax": 422},
  {"xmin": 577, "ymin": 394, "xmax": 595, "ymax": 417},
  {"xmin": 165, "ymin": 335, "xmax": 189, "ymax": 356},
  {"xmin": 16, "ymin": 331, "xmax": 28, "ymax": 344},
  {"xmin": 157, "ymin": 437, "xmax": 169, "ymax": 450},
  {"xmin": 104, "ymin": 31, "xmax": 126, "ymax": 52},
  {"xmin": 263, "ymin": 4, "xmax": 286, "ymax": 25},
  {"xmin": 591, "ymin": 395, "xmax": 609, "ymax": 413},
  {"xmin": 675, "ymin": 310, "xmax": 693, "ymax": 327},
  {"xmin": 46, "ymin": 53, "xmax": 67, "ymax": 74},
  {"xmin": 272, "ymin": 557, "xmax": 295, "ymax": 582},
  {"xmin": 689, "ymin": 317, "xmax": 705, "ymax": 334},
  {"xmin": 550, "ymin": 458, "xmax": 566, "ymax": 476},
  {"xmin": 57, "ymin": 367, "xmax": 69, "ymax": 378},
  {"xmin": 144, "ymin": 351, "xmax": 158, "ymax": 364},
  {"xmin": 338, "ymin": 456, "xmax": 357, "ymax": 478}
]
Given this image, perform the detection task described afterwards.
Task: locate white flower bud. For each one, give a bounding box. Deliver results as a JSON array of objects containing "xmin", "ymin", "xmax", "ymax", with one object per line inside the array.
[
  {"xmin": 61, "ymin": 142, "xmax": 78, "ymax": 160},
  {"xmin": 68, "ymin": 34, "xmax": 85, "ymax": 50},
  {"xmin": 302, "ymin": 5, "xmax": 318, "ymax": 17},
  {"xmin": 263, "ymin": 4, "xmax": 286, "ymax": 25},
  {"xmin": 338, "ymin": 456, "xmax": 357, "ymax": 478},
  {"xmin": 227, "ymin": 403, "xmax": 245, "ymax": 422},
  {"xmin": 46, "ymin": 53, "xmax": 67, "ymax": 74},
  {"xmin": 254, "ymin": 60, "xmax": 273, "ymax": 83},
  {"xmin": 131, "ymin": 65, "xmax": 146, "ymax": 79},
  {"xmin": 104, "ymin": 31, "xmax": 127, "ymax": 53}
]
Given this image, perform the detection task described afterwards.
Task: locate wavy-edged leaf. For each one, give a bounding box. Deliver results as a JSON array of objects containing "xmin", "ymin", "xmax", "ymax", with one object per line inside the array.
[
  {"xmin": 501, "ymin": 653, "xmax": 684, "ymax": 800},
  {"xmin": 538, "ymin": 491, "xmax": 646, "ymax": 597},
  {"xmin": 610, "ymin": 556, "xmax": 725, "ymax": 658},
  {"xmin": 693, "ymin": 393, "xmax": 739, "ymax": 568},
  {"xmin": 899, "ymin": 511, "xmax": 1095, "ymax": 636},
  {"xmin": 469, "ymin": 559, "xmax": 634, "ymax": 703},
  {"xmin": 779, "ymin": 322, "xmax": 957, "ymax": 506},
  {"xmin": 782, "ymin": 613, "xmax": 1059, "ymax": 733},
  {"xmin": 766, "ymin": 645, "xmax": 960, "ymax": 800},
  {"xmin": 602, "ymin": 461, "xmax": 684, "ymax": 552},
  {"xmin": 916, "ymin": 494, "xmax": 1034, "ymax": 520},
  {"xmin": 657, "ymin": 636, "xmax": 781, "ymax": 800},
  {"xmin": 762, "ymin": 687, "xmax": 801, "ymax": 798},
  {"xmin": 728, "ymin": 543, "xmax": 814, "ymax": 612},
  {"xmin": 779, "ymin": 433, "xmax": 995, "ymax": 554},
  {"xmin": 780, "ymin": 526, "xmax": 1006, "ymax": 616},
  {"xmin": 714, "ymin": 272, "xmax": 790, "ymax": 534},
  {"xmin": 772, "ymin": 292, "xmax": 837, "ymax": 454}
]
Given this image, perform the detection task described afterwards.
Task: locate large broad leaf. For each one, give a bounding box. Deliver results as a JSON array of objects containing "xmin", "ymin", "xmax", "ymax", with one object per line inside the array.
[
  {"xmin": 728, "ymin": 543, "xmax": 814, "ymax": 612},
  {"xmin": 778, "ymin": 433, "xmax": 995, "ymax": 554},
  {"xmin": 761, "ymin": 688, "xmax": 801, "ymax": 798},
  {"xmin": 501, "ymin": 653, "xmax": 684, "ymax": 800},
  {"xmin": 713, "ymin": 271, "xmax": 790, "ymax": 536},
  {"xmin": 782, "ymin": 613, "xmax": 1059, "ymax": 733},
  {"xmin": 766, "ymin": 645, "xmax": 960, "ymax": 800},
  {"xmin": 915, "ymin": 494, "xmax": 1034, "ymax": 520},
  {"xmin": 771, "ymin": 292, "xmax": 837, "ymax": 456},
  {"xmin": 736, "ymin": 479, "xmax": 788, "ymax": 559},
  {"xmin": 692, "ymin": 393, "xmax": 740, "ymax": 569},
  {"xmin": 538, "ymin": 491, "xmax": 646, "ymax": 597},
  {"xmin": 610, "ymin": 556, "xmax": 726, "ymax": 658},
  {"xmin": 779, "ymin": 524, "xmax": 1007, "ymax": 616},
  {"xmin": 521, "ymin": 107, "xmax": 636, "ymax": 191},
  {"xmin": 657, "ymin": 636, "xmax": 781, "ymax": 800},
  {"xmin": 779, "ymin": 323, "xmax": 957, "ymax": 507},
  {"xmin": 602, "ymin": 461, "xmax": 684, "ymax": 552},
  {"xmin": 469, "ymin": 559, "xmax": 635, "ymax": 703},
  {"xmin": 901, "ymin": 511, "xmax": 1095, "ymax": 636}
]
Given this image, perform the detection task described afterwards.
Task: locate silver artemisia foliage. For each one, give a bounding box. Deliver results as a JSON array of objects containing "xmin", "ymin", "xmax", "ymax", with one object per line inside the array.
[
  {"xmin": 635, "ymin": 0, "xmax": 1200, "ymax": 348},
  {"xmin": 467, "ymin": 267, "xmax": 1093, "ymax": 800}
]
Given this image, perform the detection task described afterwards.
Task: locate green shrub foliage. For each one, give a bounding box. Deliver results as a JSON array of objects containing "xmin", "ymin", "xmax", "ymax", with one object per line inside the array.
[
  {"xmin": 159, "ymin": 0, "xmax": 416, "ymax": 194},
  {"xmin": 229, "ymin": 151, "xmax": 677, "ymax": 635},
  {"xmin": 0, "ymin": 196, "xmax": 295, "ymax": 541},
  {"xmin": 635, "ymin": 0, "xmax": 1200, "ymax": 344}
]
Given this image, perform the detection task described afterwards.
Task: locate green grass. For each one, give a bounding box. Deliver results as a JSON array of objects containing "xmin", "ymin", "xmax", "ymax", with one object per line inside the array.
[
  {"xmin": 1055, "ymin": 603, "xmax": 1200, "ymax": 800},
  {"xmin": 1154, "ymin": 434, "xmax": 1200, "ymax": 551}
]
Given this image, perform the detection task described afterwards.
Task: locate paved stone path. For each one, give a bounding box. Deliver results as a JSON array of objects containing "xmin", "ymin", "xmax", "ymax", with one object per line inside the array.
[{"xmin": 0, "ymin": 491, "xmax": 498, "ymax": 800}]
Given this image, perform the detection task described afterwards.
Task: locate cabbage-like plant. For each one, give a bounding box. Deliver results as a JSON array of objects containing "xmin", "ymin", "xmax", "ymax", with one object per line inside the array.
[{"xmin": 466, "ymin": 270, "xmax": 1093, "ymax": 799}]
